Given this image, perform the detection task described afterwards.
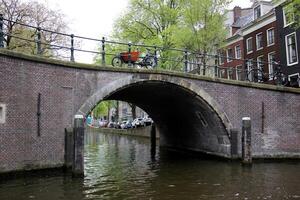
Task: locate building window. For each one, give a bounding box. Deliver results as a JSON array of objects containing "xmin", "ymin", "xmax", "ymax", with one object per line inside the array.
[
  {"xmin": 220, "ymin": 68, "xmax": 226, "ymax": 78},
  {"xmin": 267, "ymin": 28, "xmax": 275, "ymax": 46},
  {"xmin": 227, "ymin": 48, "xmax": 233, "ymax": 62},
  {"xmin": 0, "ymin": 104, "xmax": 6, "ymax": 124},
  {"xmin": 235, "ymin": 45, "xmax": 241, "ymax": 59},
  {"xmin": 236, "ymin": 65, "xmax": 243, "ymax": 80},
  {"xmin": 257, "ymin": 56, "xmax": 264, "ymax": 81},
  {"xmin": 285, "ymin": 32, "xmax": 298, "ymax": 66},
  {"xmin": 246, "ymin": 37, "xmax": 253, "ymax": 54},
  {"xmin": 246, "ymin": 59, "xmax": 253, "ymax": 71},
  {"xmin": 268, "ymin": 52, "xmax": 276, "ymax": 79},
  {"xmin": 228, "ymin": 68, "xmax": 234, "ymax": 79},
  {"xmin": 256, "ymin": 33, "xmax": 263, "ymax": 50},
  {"xmin": 219, "ymin": 51, "xmax": 225, "ymax": 65},
  {"xmin": 288, "ymin": 73, "xmax": 300, "ymax": 87},
  {"xmin": 254, "ymin": 5, "xmax": 261, "ymax": 20},
  {"xmin": 283, "ymin": 6, "xmax": 295, "ymax": 27}
]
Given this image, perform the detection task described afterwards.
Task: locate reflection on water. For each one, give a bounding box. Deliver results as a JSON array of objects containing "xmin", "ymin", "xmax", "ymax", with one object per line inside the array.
[{"xmin": 1, "ymin": 129, "xmax": 300, "ymax": 200}]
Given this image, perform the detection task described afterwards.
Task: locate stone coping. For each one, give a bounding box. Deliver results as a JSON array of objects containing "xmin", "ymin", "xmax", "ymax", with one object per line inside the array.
[{"xmin": 0, "ymin": 49, "xmax": 299, "ymax": 94}]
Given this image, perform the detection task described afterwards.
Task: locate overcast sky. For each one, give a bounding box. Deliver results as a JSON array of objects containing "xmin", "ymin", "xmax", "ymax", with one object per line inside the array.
[{"xmin": 36, "ymin": 0, "xmax": 254, "ymax": 63}]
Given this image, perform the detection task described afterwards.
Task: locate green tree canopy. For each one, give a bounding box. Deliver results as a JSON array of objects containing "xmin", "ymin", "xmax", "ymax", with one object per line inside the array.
[{"xmin": 102, "ymin": 0, "xmax": 231, "ymax": 72}]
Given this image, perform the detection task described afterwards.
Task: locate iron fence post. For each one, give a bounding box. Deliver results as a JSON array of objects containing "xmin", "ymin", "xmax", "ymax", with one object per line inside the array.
[
  {"xmin": 154, "ymin": 46, "xmax": 158, "ymax": 67},
  {"xmin": 128, "ymin": 42, "xmax": 132, "ymax": 67},
  {"xmin": 0, "ymin": 14, "xmax": 3, "ymax": 48},
  {"xmin": 101, "ymin": 37, "xmax": 105, "ymax": 65},
  {"xmin": 244, "ymin": 59, "xmax": 248, "ymax": 81},
  {"xmin": 184, "ymin": 50, "xmax": 188, "ymax": 72},
  {"xmin": 70, "ymin": 34, "xmax": 75, "ymax": 62},
  {"xmin": 36, "ymin": 27, "xmax": 42, "ymax": 55},
  {"xmin": 214, "ymin": 55, "xmax": 219, "ymax": 78}
]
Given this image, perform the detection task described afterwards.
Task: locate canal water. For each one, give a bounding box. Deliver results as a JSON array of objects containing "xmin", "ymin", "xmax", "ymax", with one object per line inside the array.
[{"xmin": 1, "ymin": 129, "xmax": 300, "ymax": 200}]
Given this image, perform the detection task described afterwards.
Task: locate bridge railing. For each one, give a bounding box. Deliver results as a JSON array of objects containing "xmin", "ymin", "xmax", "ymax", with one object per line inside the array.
[{"xmin": 0, "ymin": 14, "xmax": 291, "ymax": 86}]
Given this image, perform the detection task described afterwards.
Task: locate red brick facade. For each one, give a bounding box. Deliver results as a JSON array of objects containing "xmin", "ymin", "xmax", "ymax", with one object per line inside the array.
[{"xmin": 244, "ymin": 20, "xmax": 279, "ymax": 76}]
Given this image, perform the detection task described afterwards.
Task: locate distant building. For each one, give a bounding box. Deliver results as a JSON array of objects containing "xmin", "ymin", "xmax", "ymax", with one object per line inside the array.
[{"xmin": 117, "ymin": 101, "xmax": 147, "ymax": 121}]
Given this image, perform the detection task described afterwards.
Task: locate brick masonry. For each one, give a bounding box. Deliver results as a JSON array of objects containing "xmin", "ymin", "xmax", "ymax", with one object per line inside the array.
[{"xmin": 0, "ymin": 50, "xmax": 299, "ymax": 173}]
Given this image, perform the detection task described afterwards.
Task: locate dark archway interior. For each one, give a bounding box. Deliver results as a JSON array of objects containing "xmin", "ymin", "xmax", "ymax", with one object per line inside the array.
[{"xmin": 105, "ymin": 81, "xmax": 231, "ymax": 157}]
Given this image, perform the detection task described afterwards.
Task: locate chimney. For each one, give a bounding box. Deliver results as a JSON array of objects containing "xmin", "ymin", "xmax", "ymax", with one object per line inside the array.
[{"xmin": 233, "ymin": 6, "xmax": 242, "ymax": 23}]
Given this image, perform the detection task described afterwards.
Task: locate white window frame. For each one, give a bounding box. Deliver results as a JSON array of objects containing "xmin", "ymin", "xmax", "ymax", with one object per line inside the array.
[
  {"xmin": 227, "ymin": 68, "xmax": 234, "ymax": 80},
  {"xmin": 268, "ymin": 51, "xmax": 276, "ymax": 80},
  {"xmin": 253, "ymin": 5, "xmax": 261, "ymax": 20},
  {"xmin": 246, "ymin": 37, "xmax": 253, "ymax": 54},
  {"xmin": 247, "ymin": 59, "xmax": 253, "ymax": 71},
  {"xmin": 256, "ymin": 32, "xmax": 263, "ymax": 50},
  {"xmin": 219, "ymin": 52, "xmax": 224, "ymax": 65},
  {"xmin": 266, "ymin": 28, "xmax": 275, "ymax": 47},
  {"xmin": 235, "ymin": 65, "xmax": 242, "ymax": 80},
  {"xmin": 285, "ymin": 32, "xmax": 298, "ymax": 66},
  {"xmin": 235, "ymin": 45, "xmax": 241, "ymax": 59},
  {"xmin": 283, "ymin": 6, "xmax": 295, "ymax": 27},
  {"xmin": 257, "ymin": 56, "xmax": 264, "ymax": 81},
  {"xmin": 227, "ymin": 48, "xmax": 233, "ymax": 63},
  {"xmin": 0, "ymin": 103, "xmax": 6, "ymax": 124},
  {"xmin": 288, "ymin": 73, "xmax": 300, "ymax": 87}
]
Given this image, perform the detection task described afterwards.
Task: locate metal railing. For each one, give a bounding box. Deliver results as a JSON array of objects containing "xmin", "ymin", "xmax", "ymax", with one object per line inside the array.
[{"xmin": 0, "ymin": 14, "xmax": 291, "ymax": 86}]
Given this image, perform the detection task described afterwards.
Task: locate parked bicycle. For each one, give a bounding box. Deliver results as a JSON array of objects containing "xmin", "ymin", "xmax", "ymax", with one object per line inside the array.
[
  {"xmin": 111, "ymin": 48, "xmax": 157, "ymax": 69},
  {"xmin": 246, "ymin": 61, "xmax": 289, "ymax": 86}
]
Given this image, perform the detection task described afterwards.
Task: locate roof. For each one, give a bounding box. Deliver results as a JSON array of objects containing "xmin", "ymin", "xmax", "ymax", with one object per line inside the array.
[{"xmin": 232, "ymin": 12, "xmax": 253, "ymax": 28}]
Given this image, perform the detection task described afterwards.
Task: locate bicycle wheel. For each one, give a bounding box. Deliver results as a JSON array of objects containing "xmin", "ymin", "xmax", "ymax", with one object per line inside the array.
[
  {"xmin": 273, "ymin": 73, "xmax": 289, "ymax": 86},
  {"xmin": 144, "ymin": 57, "xmax": 156, "ymax": 69},
  {"xmin": 112, "ymin": 57, "xmax": 123, "ymax": 67}
]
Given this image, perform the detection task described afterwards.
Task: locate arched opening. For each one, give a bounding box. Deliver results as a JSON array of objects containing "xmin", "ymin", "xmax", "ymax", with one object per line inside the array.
[{"xmin": 78, "ymin": 78, "xmax": 232, "ymax": 158}]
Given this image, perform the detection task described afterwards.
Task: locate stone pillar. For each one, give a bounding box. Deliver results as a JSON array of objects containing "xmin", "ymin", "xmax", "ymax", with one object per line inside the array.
[
  {"xmin": 242, "ymin": 117, "xmax": 252, "ymax": 165},
  {"xmin": 72, "ymin": 114, "xmax": 84, "ymax": 177},
  {"xmin": 230, "ymin": 129, "xmax": 238, "ymax": 159}
]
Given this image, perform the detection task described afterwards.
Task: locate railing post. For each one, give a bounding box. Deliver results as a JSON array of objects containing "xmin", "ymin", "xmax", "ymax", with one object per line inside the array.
[
  {"xmin": 244, "ymin": 59, "xmax": 248, "ymax": 81},
  {"xmin": 128, "ymin": 42, "xmax": 132, "ymax": 67},
  {"xmin": 154, "ymin": 46, "xmax": 158, "ymax": 67},
  {"xmin": 36, "ymin": 27, "xmax": 42, "ymax": 55},
  {"xmin": 214, "ymin": 54, "xmax": 219, "ymax": 78},
  {"xmin": 184, "ymin": 49, "xmax": 188, "ymax": 72},
  {"xmin": 0, "ymin": 14, "xmax": 4, "ymax": 48},
  {"xmin": 70, "ymin": 34, "xmax": 75, "ymax": 62},
  {"xmin": 101, "ymin": 37, "xmax": 105, "ymax": 65}
]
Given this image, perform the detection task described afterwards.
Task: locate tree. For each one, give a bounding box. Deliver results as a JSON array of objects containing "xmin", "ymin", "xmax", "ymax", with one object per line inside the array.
[
  {"xmin": 0, "ymin": 0, "xmax": 69, "ymax": 57},
  {"xmin": 93, "ymin": 101, "xmax": 118, "ymax": 121},
  {"xmin": 174, "ymin": 0, "xmax": 231, "ymax": 75},
  {"xmin": 286, "ymin": 0, "xmax": 300, "ymax": 29},
  {"xmin": 106, "ymin": 0, "xmax": 231, "ymax": 72},
  {"xmin": 109, "ymin": 0, "xmax": 182, "ymax": 70}
]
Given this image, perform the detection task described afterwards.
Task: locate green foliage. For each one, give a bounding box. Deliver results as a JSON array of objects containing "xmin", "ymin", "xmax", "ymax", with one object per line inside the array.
[
  {"xmin": 105, "ymin": 0, "xmax": 231, "ymax": 71},
  {"xmin": 93, "ymin": 100, "xmax": 117, "ymax": 119},
  {"xmin": 286, "ymin": 0, "xmax": 300, "ymax": 29}
]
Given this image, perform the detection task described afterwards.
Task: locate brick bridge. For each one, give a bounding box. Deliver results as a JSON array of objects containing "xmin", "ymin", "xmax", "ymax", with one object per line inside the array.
[{"xmin": 0, "ymin": 49, "xmax": 299, "ymax": 174}]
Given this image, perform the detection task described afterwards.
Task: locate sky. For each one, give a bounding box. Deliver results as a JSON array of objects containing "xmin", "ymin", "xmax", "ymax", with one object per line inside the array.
[{"xmin": 36, "ymin": 0, "xmax": 254, "ymax": 63}]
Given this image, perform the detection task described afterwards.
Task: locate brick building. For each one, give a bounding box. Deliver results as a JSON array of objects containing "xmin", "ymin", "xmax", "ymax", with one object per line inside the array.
[
  {"xmin": 274, "ymin": 0, "xmax": 300, "ymax": 87},
  {"xmin": 243, "ymin": 9, "xmax": 279, "ymax": 80}
]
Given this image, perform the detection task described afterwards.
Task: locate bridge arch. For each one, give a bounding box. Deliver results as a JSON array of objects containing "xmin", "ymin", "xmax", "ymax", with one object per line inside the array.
[{"xmin": 77, "ymin": 74, "xmax": 233, "ymax": 157}]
